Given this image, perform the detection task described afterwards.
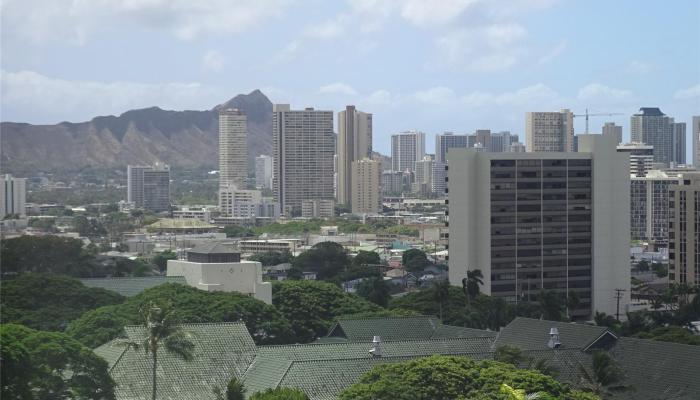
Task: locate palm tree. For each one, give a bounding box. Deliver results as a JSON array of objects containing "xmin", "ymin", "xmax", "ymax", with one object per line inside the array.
[
  {"xmin": 500, "ymin": 383, "xmax": 541, "ymax": 400},
  {"xmin": 433, "ymin": 280, "xmax": 451, "ymax": 320},
  {"xmin": 578, "ymin": 351, "xmax": 630, "ymax": 398},
  {"xmin": 464, "ymin": 269, "xmax": 484, "ymax": 305},
  {"xmin": 124, "ymin": 301, "xmax": 195, "ymax": 400}
]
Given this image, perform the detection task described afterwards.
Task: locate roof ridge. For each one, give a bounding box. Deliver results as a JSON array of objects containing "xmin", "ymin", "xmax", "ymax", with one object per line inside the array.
[
  {"xmin": 123, "ymin": 321, "xmax": 247, "ymax": 328},
  {"xmin": 258, "ymin": 336, "xmax": 492, "ymax": 350},
  {"xmin": 337, "ymin": 315, "xmax": 437, "ymax": 321}
]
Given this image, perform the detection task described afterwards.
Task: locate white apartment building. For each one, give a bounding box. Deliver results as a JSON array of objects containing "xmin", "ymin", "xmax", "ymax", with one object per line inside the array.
[
  {"xmin": 630, "ymin": 170, "xmax": 677, "ymax": 244},
  {"xmin": 219, "ymin": 109, "xmax": 248, "ymax": 189},
  {"xmin": 301, "ymin": 199, "xmax": 335, "ymax": 219},
  {"xmin": 616, "ymin": 143, "xmax": 654, "ymax": 177},
  {"xmin": 391, "ymin": 131, "xmax": 425, "ymax": 172},
  {"xmin": 525, "ymin": 109, "xmax": 574, "ymax": 152},
  {"xmin": 447, "ymin": 134, "xmax": 629, "ymax": 319},
  {"xmin": 127, "ymin": 164, "xmax": 170, "ymax": 213}
]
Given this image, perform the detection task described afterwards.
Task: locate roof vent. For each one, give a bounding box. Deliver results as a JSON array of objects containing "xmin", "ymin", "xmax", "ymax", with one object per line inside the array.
[
  {"xmin": 369, "ymin": 335, "xmax": 382, "ymax": 357},
  {"xmin": 547, "ymin": 327, "xmax": 561, "ymax": 349}
]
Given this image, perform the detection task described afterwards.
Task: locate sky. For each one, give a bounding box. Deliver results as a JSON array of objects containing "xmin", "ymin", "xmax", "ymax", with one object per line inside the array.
[{"xmin": 1, "ymin": 0, "xmax": 699, "ymax": 155}]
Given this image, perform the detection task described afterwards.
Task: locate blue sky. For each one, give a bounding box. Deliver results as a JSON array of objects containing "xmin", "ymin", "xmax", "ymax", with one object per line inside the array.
[{"xmin": 2, "ymin": 0, "xmax": 699, "ymax": 154}]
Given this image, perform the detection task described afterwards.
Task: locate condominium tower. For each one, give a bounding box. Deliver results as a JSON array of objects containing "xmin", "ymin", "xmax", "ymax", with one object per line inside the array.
[
  {"xmin": 337, "ymin": 106, "xmax": 372, "ymax": 207},
  {"xmin": 391, "ymin": 131, "xmax": 425, "ymax": 172},
  {"xmin": 272, "ymin": 104, "xmax": 335, "ymax": 216},
  {"xmin": 447, "ymin": 134, "xmax": 629, "ymax": 319},
  {"xmin": 693, "ymin": 116, "xmax": 700, "ymax": 168},
  {"xmin": 219, "ymin": 109, "xmax": 248, "ymax": 189},
  {"xmin": 668, "ymin": 172, "xmax": 700, "ymax": 285},
  {"xmin": 602, "ymin": 122, "xmax": 623, "ymax": 144},
  {"xmin": 255, "ymin": 155, "xmax": 273, "ymax": 189},
  {"xmin": 630, "ymin": 170, "xmax": 677, "ymax": 244},
  {"xmin": 616, "ymin": 143, "xmax": 654, "ymax": 177},
  {"xmin": 0, "ymin": 174, "xmax": 26, "ymax": 218},
  {"xmin": 127, "ymin": 164, "xmax": 170, "ymax": 212},
  {"xmin": 630, "ymin": 107, "xmax": 684, "ymax": 166},
  {"xmin": 525, "ymin": 109, "xmax": 574, "ymax": 152},
  {"xmin": 351, "ymin": 158, "xmax": 381, "ymax": 214}
]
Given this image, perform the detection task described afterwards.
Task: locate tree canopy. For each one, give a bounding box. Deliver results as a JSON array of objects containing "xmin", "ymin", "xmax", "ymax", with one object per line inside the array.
[
  {"xmin": 248, "ymin": 250, "xmax": 294, "ymax": 266},
  {"xmin": 356, "ymin": 276, "xmax": 391, "ymax": 307},
  {"xmin": 249, "ymin": 388, "xmax": 309, "ymax": 400},
  {"xmin": 272, "ymin": 280, "xmax": 381, "ymax": 343},
  {"xmin": 66, "ymin": 283, "xmax": 292, "ymax": 348},
  {"xmin": 339, "ymin": 355, "xmax": 598, "ymax": 400},
  {"xmin": 0, "ymin": 273, "xmax": 125, "ymax": 331},
  {"xmin": 291, "ymin": 241, "xmax": 350, "ymax": 280},
  {"xmin": 0, "ymin": 323, "xmax": 116, "ymax": 400},
  {"xmin": 402, "ymin": 248, "xmax": 431, "ymax": 273}
]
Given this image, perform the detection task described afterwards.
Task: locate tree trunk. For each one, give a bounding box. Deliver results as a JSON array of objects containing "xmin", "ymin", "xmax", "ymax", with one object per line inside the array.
[{"xmin": 152, "ymin": 349, "xmax": 157, "ymax": 400}]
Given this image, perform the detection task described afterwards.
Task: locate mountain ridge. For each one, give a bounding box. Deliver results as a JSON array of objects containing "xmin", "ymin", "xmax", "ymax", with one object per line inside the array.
[{"xmin": 0, "ymin": 90, "xmax": 273, "ymax": 175}]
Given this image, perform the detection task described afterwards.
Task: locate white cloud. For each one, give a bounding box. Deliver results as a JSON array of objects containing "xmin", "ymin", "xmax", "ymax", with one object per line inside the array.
[
  {"xmin": 537, "ymin": 40, "xmax": 567, "ymax": 65},
  {"xmin": 460, "ymin": 83, "xmax": 559, "ymax": 107},
  {"xmin": 275, "ymin": 40, "xmax": 302, "ymax": 62},
  {"xmin": 625, "ymin": 61, "xmax": 655, "ymax": 75},
  {"xmin": 435, "ymin": 24, "xmax": 526, "ymax": 71},
  {"xmin": 399, "ymin": 0, "xmax": 479, "ymax": 28},
  {"xmin": 319, "ymin": 82, "xmax": 358, "ymax": 96},
  {"xmin": 304, "ymin": 14, "xmax": 352, "ymax": 40},
  {"xmin": 674, "ymin": 84, "xmax": 700, "ymax": 100},
  {"xmin": 1, "ymin": 0, "xmax": 290, "ymax": 44},
  {"xmin": 363, "ymin": 89, "xmax": 393, "ymax": 106},
  {"xmin": 413, "ymin": 86, "xmax": 457, "ymax": 105},
  {"xmin": 577, "ymin": 83, "xmax": 634, "ymax": 101},
  {"xmin": 1, "ymin": 70, "xmax": 220, "ymax": 123},
  {"xmin": 202, "ymin": 50, "xmax": 225, "ymax": 72}
]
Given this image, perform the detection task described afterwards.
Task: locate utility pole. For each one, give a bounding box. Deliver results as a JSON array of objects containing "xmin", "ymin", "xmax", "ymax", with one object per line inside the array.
[{"xmin": 614, "ymin": 288, "xmax": 626, "ymax": 321}]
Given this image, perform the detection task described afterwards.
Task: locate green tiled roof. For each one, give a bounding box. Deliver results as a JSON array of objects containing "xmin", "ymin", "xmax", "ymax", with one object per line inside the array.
[
  {"xmin": 494, "ymin": 317, "xmax": 614, "ymax": 351},
  {"xmin": 98, "ymin": 322, "xmax": 257, "ymax": 400},
  {"xmin": 244, "ymin": 337, "xmax": 494, "ymax": 399},
  {"xmin": 326, "ymin": 315, "xmax": 494, "ymax": 342},
  {"xmin": 608, "ymin": 337, "xmax": 700, "ymax": 400},
  {"xmin": 80, "ymin": 276, "xmax": 187, "ymax": 297}
]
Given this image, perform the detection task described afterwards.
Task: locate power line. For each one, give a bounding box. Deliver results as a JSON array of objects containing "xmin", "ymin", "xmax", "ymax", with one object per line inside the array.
[{"xmin": 614, "ymin": 288, "xmax": 626, "ymax": 321}]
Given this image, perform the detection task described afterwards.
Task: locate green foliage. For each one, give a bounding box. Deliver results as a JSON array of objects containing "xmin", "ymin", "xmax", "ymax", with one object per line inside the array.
[
  {"xmin": 577, "ymin": 351, "xmax": 629, "ymax": 397},
  {"xmin": 272, "ymin": 280, "xmax": 381, "ymax": 343},
  {"xmin": 292, "ymin": 242, "xmax": 350, "ymax": 280},
  {"xmin": 226, "ymin": 377, "xmax": 246, "ymax": 400},
  {"xmin": 651, "ymin": 262, "xmax": 667, "ymax": 278},
  {"xmin": 28, "ymin": 217, "xmax": 58, "ymax": 232},
  {"xmin": 67, "ymin": 283, "xmax": 292, "ymax": 348},
  {"xmin": 253, "ymin": 220, "xmax": 324, "ymax": 236},
  {"xmin": 249, "ymin": 387, "xmax": 310, "ymax": 400},
  {"xmin": 339, "ymin": 355, "xmax": 594, "ymax": 400},
  {"xmin": 402, "ymin": 248, "xmax": 431, "ymax": 273},
  {"xmin": 0, "ymin": 323, "xmax": 116, "ymax": 400},
  {"xmin": 248, "ymin": 250, "xmax": 294, "ymax": 266},
  {"xmin": 494, "ymin": 345, "xmax": 525, "ymax": 366},
  {"xmin": 635, "ymin": 326, "xmax": 700, "ymax": 345},
  {"xmin": 151, "ymin": 250, "xmax": 177, "ymax": 272},
  {"xmin": 27, "ymin": 186, "xmax": 125, "ymax": 206},
  {"xmin": 223, "ymin": 225, "xmax": 256, "ymax": 238},
  {"xmin": 356, "ymin": 277, "xmax": 391, "ymax": 307},
  {"xmin": 536, "ymin": 290, "xmax": 567, "ymax": 322},
  {"xmin": 0, "ymin": 273, "xmax": 125, "ymax": 331},
  {"xmin": 352, "ymin": 250, "xmax": 381, "ymax": 268},
  {"xmin": 1, "ymin": 235, "xmax": 89, "ymax": 276}
]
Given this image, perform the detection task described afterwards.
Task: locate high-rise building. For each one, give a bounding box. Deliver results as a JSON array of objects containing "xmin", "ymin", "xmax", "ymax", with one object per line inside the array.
[
  {"xmin": 301, "ymin": 199, "xmax": 335, "ymax": 218},
  {"xmin": 127, "ymin": 164, "xmax": 170, "ymax": 212},
  {"xmin": 447, "ymin": 134, "xmax": 629, "ymax": 319},
  {"xmin": 630, "ymin": 107, "xmax": 677, "ymax": 166},
  {"xmin": 1, "ymin": 174, "xmax": 26, "ymax": 218},
  {"xmin": 219, "ymin": 109, "xmax": 248, "ymax": 189},
  {"xmin": 351, "ymin": 158, "xmax": 381, "ymax": 214},
  {"xmin": 272, "ymin": 104, "xmax": 335, "ymax": 216},
  {"xmin": 382, "ymin": 170, "xmax": 404, "ymax": 195},
  {"xmin": 693, "ymin": 116, "xmax": 700, "ymax": 168},
  {"xmin": 616, "ymin": 143, "xmax": 654, "ymax": 177},
  {"xmin": 337, "ymin": 106, "xmax": 372, "ymax": 207},
  {"xmin": 391, "ymin": 131, "xmax": 425, "ymax": 172},
  {"xmin": 435, "ymin": 132, "xmax": 469, "ymax": 164},
  {"xmin": 255, "ymin": 155, "xmax": 273, "ymax": 189},
  {"xmin": 489, "ymin": 131, "xmax": 520, "ymax": 152},
  {"xmin": 602, "ymin": 122, "xmax": 623, "ymax": 144},
  {"xmin": 630, "ymin": 170, "xmax": 677, "ymax": 244},
  {"xmin": 414, "ymin": 156, "xmax": 435, "ymax": 197},
  {"xmin": 525, "ymin": 109, "xmax": 574, "ymax": 152},
  {"xmin": 219, "ymin": 184, "xmax": 279, "ymax": 219},
  {"xmin": 668, "ymin": 172, "xmax": 700, "ymax": 285},
  {"xmin": 673, "ymin": 122, "xmax": 686, "ymax": 165}
]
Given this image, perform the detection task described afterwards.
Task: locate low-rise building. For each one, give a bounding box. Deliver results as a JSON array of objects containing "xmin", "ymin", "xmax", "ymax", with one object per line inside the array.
[
  {"xmin": 301, "ymin": 199, "xmax": 335, "ymax": 218},
  {"xmin": 167, "ymin": 243, "xmax": 271, "ymax": 304},
  {"xmin": 239, "ymin": 239, "xmax": 302, "ymax": 255}
]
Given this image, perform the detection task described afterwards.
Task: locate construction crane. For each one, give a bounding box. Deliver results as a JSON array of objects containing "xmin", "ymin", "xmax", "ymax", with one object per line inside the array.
[{"xmin": 573, "ymin": 108, "xmax": 624, "ymax": 134}]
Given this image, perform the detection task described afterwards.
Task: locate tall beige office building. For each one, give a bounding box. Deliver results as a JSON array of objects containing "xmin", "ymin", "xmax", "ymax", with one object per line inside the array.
[
  {"xmin": 219, "ymin": 109, "xmax": 248, "ymax": 189},
  {"xmin": 447, "ymin": 134, "xmax": 630, "ymax": 319},
  {"xmin": 1, "ymin": 174, "xmax": 26, "ymax": 218},
  {"xmin": 668, "ymin": 172, "xmax": 700, "ymax": 286},
  {"xmin": 337, "ymin": 106, "xmax": 372, "ymax": 207},
  {"xmin": 525, "ymin": 109, "xmax": 574, "ymax": 152},
  {"xmin": 272, "ymin": 104, "xmax": 335, "ymax": 216},
  {"xmin": 351, "ymin": 158, "xmax": 381, "ymax": 214}
]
